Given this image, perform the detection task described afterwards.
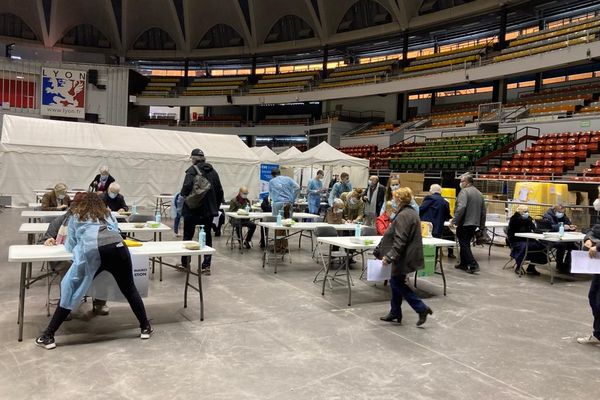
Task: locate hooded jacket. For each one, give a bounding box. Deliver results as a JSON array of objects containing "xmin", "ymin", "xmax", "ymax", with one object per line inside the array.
[{"xmin": 181, "ymin": 161, "xmax": 224, "ymax": 218}]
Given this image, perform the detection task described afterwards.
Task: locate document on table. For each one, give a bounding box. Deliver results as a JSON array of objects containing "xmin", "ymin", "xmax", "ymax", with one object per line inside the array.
[
  {"xmin": 367, "ymin": 259, "xmax": 391, "ymax": 281},
  {"xmin": 571, "ymin": 251, "xmax": 600, "ymax": 274}
]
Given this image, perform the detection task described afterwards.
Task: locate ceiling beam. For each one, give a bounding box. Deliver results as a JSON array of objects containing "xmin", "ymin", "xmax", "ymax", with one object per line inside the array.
[
  {"xmin": 233, "ymin": 0, "xmax": 256, "ymax": 51},
  {"xmin": 303, "ymin": 0, "xmax": 325, "ymax": 44}
]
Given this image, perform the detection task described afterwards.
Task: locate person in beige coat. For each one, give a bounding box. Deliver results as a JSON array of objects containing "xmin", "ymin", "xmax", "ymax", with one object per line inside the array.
[{"xmin": 377, "ymin": 187, "xmax": 433, "ymax": 326}]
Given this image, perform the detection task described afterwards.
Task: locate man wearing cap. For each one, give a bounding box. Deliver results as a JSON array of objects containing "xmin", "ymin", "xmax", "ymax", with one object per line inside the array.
[
  {"xmin": 268, "ymin": 168, "xmax": 300, "ymax": 218},
  {"xmin": 180, "ymin": 148, "xmax": 224, "ymax": 275},
  {"xmin": 41, "ymin": 183, "xmax": 71, "ymax": 211}
]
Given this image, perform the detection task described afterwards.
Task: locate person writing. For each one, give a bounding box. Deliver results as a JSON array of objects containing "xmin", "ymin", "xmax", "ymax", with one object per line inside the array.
[
  {"xmin": 41, "ymin": 183, "xmax": 71, "ymax": 211},
  {"xmin": 35, "ymin": 193, "xmax": 152, "ymax": 349},
  {"xmin": 89, "ymin": 166, "xmax": 115, "ymax": 193},
  {"xmin": 229, "ymin": 186, "xmax": 256, "ymax": 249},
  {"xmin": 99, "ymin": 182, "xmax": 128, "ymax": 212},
  {"xmin": 325, "ymin": 198, "xmax": 347, "ymax": 224},
  {"xmin": 377, "ymin": 187, "xmax": 433, "ymax": 326},
  {"xmin": 343, "ymin": 189, "xmax": 365, "ymax": 223},
  {"xmin": 542, "ymin": 204, "xmax": 577, "ymax": 274}
]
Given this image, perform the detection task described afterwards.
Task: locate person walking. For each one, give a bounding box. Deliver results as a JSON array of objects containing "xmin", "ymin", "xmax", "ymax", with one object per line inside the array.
[
  {"xmin": 579, "ymin": 237, "xmax": 600, "ymax": 345},
  {"xmin": 377, "ymin": 187, "xmax": 433, "ymax": 326},
  {"xmin": 180, "ymin": 148, "xmax": 224, "ymax": 275},
  {"xmin": 450, "ymin": 174, "xmax": 486, "ymax": 274},
  {"xmin": 35, "ymin": 193, "xmax": 151, "ymax": 349}
]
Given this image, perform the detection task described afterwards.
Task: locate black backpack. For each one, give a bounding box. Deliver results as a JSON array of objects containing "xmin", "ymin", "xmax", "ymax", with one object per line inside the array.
[{"xmin": 185, "ymin": 165, "xmax": 212, "ymax": 209}]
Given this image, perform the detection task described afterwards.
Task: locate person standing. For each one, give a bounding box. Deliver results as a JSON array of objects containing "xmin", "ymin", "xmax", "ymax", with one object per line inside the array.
[
  {"xmin": 419, "ymin": 184, "xmax": 454, "ymax": 258},
  {"xmin": 307, "ymin": 170, "xmax": 325, "ymax": 215},
  {"xmin": 579, "ymin": 237, "xmax": 600, "ymax": 345},
  {"xmin": 41, "ymin": 183, "xmax": 71, "ymax": 211},
  {"xmin": 378, "ymin": 187, "xmax": 433, "ymax": 326},
  {"xmin": 451, "ymin": 174, "xmax": 486, "ymax": 274},
  {"xmin": 269, "ymin": 168, "xmax": 300, "ymax": 218},
  {"xmin": 89, "ymin": 166, "xmax": 115, "ymax": 193},
  {"xmin": 35, "ymin": 193, "xmax": 151, "ymax": 349},
  {"xmin": 328, "ymin": 172, "xmax": 352, "ymax": 206},
  {"xmin": 180, "ymin": 148, "xmax": 224, "ymax": 275},
  {"xmin": 364, "ymin": 176, "xmax": 385, "ymax": 227}
]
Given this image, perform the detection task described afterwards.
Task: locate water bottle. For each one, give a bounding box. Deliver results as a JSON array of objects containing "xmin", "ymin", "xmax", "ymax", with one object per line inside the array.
[
  {"xmin": 558, "ymin": 222, "xmax": 564, "ymax": 238},
  {"xmin": 198, "ymin": 225, "xmax": 206, "ymax": 249},
  {"xmin": 131, "ymin": 202, "xmax": 137, "ymax": 215},
  {"xmin": 245, "ymin": 203, "xmax": 250, "ymax": 213},
  {"xmin": 355, "ymin": 222, "xmax": 361, "ymax": 237},
  {"xmin": 155, "ymin": 211, "xmax": 161, "ymax": 224},
  {"xmin": 276, "ymin": 209, "xmax": 283, "ymax": 226}
]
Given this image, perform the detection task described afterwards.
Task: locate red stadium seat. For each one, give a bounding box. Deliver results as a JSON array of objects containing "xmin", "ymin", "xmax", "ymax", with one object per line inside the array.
[
  {"xmin": 522, "ymin": 160, "xmax": 533, "ymax": 167},
  {"xmin": 543, "ymin": 152, "xmax": 555, "ymax": 159},
  {"xmin": 533, "ymin": 159, "xmax": 544, "ymax": 167},
  {"xmin": 565, "ymin": 158, "xmax": 576, "ymax": 167},
  {"xmin": 555, "ymin": 144, "xmax": 566, "ymax": 152}
]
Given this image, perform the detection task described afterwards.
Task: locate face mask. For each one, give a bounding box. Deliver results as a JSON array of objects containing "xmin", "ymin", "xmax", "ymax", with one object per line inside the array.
[
  {"xmin": 521, "ymin": 212, "xmax": 529, "ymax": 219},
  {"xmin": 391, "ymin": 199, "xmax": 398, "ymax": 209},
  {"xmin": 555, "ymin": 212, "xmax": 564, "ymax": 219},
  {"xmin": 370, "ymin": 181, "xmax": 377, "ymax": 187},
  {"xmin": 108, "ymin": 192, "xmax": 118, "ymax": 199},
  {"xmin": 334, "ymin": 208, "xmax": 343, "ymax": 214},
  {"xmin": 100, "ymin": 175, "xmax": 108, "ymax": 181},
  {"xmin": 390, "ymin": 184, "xmax": 399, "ymax": 191},
  {"xmin": 459, "ymin": 182, "xmax": 466, "ymax": 189},
  {"xmin": 240, "ymin": 194, "xmax": 248, "ymax": 199},
  {"xmin": 57, "ymin": 194, "xmax": 65, "ymax": 200},
  {"xmin": 349, "ymin": 198, "xmax": 358, "ymax": 206}
]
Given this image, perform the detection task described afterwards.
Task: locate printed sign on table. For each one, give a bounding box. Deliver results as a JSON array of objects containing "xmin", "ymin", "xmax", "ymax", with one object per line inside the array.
[
  {"xmin": 88, "ymin": 254, "xmax": 149, "ymax": 301},
  {"xmin": 41, "ymin": 67, "xmax": 86, "ymax": 118}
]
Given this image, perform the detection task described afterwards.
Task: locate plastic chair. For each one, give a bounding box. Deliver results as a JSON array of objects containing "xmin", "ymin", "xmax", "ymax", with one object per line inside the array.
[{"xmin": 313, "ymin": 226, "xmax": 351, "ymax": 288}]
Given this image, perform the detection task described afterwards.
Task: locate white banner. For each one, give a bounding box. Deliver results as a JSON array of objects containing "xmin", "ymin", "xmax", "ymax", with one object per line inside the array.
[{"xmin": 41, "ymin": 67, "xmax": 86, "ymax": 118}]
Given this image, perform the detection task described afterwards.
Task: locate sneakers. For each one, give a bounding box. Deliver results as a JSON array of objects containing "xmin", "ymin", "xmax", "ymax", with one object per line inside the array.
[
  {"xmin": 576, "ymin": 334, "xmax": 600, "ymax": 345},
  {"xmin": 93, "ymin": 299, "xmax": 109, "ymax": 316},
  {"xmin": 35, "ymin": 333, "xmax": 56, "ymax": 350},
  {"xmin": 140, "ymin": 325, "xmax": 153, "ymax": 340}
]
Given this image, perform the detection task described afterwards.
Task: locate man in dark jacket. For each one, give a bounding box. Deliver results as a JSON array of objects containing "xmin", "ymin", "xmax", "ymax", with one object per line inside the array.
[
  {"xmin": 420, "ymin": 184, "xmax": 454, "ymax": 258},
  {"xmin": 507, "ymin": 205, "xmax": 546, "ymax": 275},
  {"xmin": 579, "ymin": 226, "xmax": 600, "ymax": 345},
  {"xmin": 229, "ymin": 186, "xmax": 256, "ymax": 249},
  {"xmin": 363, "ymin": 176, "xmax": 386, "ymax": 227},
  {"xmin": 542, "ymin": 205, "xmax": 578, "ymax": 273},
  {"xmin": 99, "ymin": 183, "xmax": 128, "ymax": 212},
  {"xmin": 180, "ymin": 148, "xmax": 224, "ymax": 274}
]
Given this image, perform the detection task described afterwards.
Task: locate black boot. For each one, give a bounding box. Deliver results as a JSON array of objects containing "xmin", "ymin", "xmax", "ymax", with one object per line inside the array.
[
  {"xmin": 417, "ymin": 307, "xmax": 433, "ymax": 326},
  {"xmin": 380, "ymin": 313, "xmax": 402, "ymax": 323}
]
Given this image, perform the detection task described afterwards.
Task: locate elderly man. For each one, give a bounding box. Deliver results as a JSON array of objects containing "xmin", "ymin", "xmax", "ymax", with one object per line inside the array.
[
  {"xmin": 420, "ymin": 184, "xmax": 454, "ymax": 257},
  {"xmin": 41, "ymin": 183, "xmax": 71, "ymax": 211},
  {"xmin": 229, "ymin": 186, "xmax": 256, "ymax": 249},
  {"xmin": 542, "ymin": 204, "xmax": 577, "ymax": 273},
  {"xmin": 328, "ymin": 172, "xmax": 352, "ymax": 206},
  {"xmin": 100, "ymin": 183, "xmax": 128, "ymax": 212},
  {"xmin": 364, "ymin": 175, "xmax": 385, "ymax": 227},
  {"xmin": 451, "ymin": 174, "xmax": 486, "ymax": 274},
  {"xmin": 269, "ymin": 168, "xmax": 300, "ymax": 218},
  {"xmin": 325, "ymin": 198, "xmax": 347, "ymax": 224},
  {"xmin": 507, "ymin": 205, "xmax": 546, "ymax": 275}
]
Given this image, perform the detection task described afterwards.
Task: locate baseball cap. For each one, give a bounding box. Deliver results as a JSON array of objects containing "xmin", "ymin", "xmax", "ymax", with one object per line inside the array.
[{"xmin": 191, "ymin": 148, "xmax": 204, "ymax": 157}]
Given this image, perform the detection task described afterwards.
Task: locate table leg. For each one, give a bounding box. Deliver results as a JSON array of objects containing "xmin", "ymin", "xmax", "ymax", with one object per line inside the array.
[
  {"xmin": 346, "ymin": 249, "xmax": 352, "ymax": 306},
  {"xmin": 18, "ymin": 262, "xmax": 26, "ymax": 341},
  {"xmin": 488, "ymin": 228, "xmax": 496, "ymax": 256},
  {"xmin": 321, "ymin": 245, "xmax": 332, "ymax": 296},
  {"xmin": 184, "ymin": 258, "xmax": 190, "ymax": 308},
  {"xmin": 548, "ymin": 243, "xmax": 554, "ymax": 285},
  {"xmin": 198, "ymin": 255, "xmax": 204, "ymax": 321},
  {"xmin": 158, "ymin": 232, "xmax": 163, "ymax": 281},
  {"xmin": 438, "ymin": 247, "xmax": 447, "ymax": 296},
  {"xmin": 273, "ymin": 229, "xmax": 279, "ymax": 274}
]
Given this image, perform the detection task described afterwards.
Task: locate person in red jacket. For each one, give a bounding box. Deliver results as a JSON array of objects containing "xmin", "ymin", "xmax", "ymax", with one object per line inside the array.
[{"xmin": 376, "ymin": 201, "xmax": 395, "ymax": 235}]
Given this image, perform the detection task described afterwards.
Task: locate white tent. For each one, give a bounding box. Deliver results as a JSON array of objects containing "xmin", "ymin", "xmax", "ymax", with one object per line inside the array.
[
  {"xmin": 281, "ymin": 141, "xmax": 370, "ymax": 189},
  {"xmin": 277, "ymin": 146, "xmax": 302, "ymax": 163},
  {"xmin": 251, "ymin": 146, "xmax": 279, "ymax": 163},
  {"xmin": 0, "ymin": 115, "xmax": 261, "ymax": 206}
]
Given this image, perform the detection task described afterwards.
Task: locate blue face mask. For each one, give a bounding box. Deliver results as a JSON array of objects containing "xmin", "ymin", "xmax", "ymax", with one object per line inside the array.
[
  {"xmin": 555, "ymin": 212, "xmax": 564, "ymax": 219},
  {"xmin": 521, "ymin": 212, "xmax": 529, "ymax": 219},
  {"xmin": 108, "ymin": 192, "xmax": 118, "ymax": 199}
]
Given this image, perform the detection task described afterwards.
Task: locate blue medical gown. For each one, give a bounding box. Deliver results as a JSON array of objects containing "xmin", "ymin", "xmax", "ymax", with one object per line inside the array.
[{"xmin": 307, "ymin": 178, "xmax": 323, "ymax": 214}]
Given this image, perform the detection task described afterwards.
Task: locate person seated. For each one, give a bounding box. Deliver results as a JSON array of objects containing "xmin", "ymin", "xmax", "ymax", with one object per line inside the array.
[
  {"xmin": 376, "ymin": 201, "xmax": 395, "ymax": 235},
  {"xmin": 41, "ymin": 183, "xmax": 71, "ymax": 211},
  {"xmin": 89, "ymin": 165, "xmax": 115, "ymax": 193},
  {"xmin": 507, "ymin": 205, "xmax": 547, "ymax": 275},
  {"xmin": 228, "ymin": 186, "xmax": 256, "ymax": 249},
  {"xmin": 542, "ymin": 204, "xmax": 578, "ymax": 273},
  {"xmin": 99, "ymin": 183, "xmax": 128, "ymax": 212},
  {"xmin": 325, "ymin": 198, "xmax": 347, "ymax": 224},
  {"xmin": 343, "ymin": 189, "xmax": 365, "ymax": 223}
]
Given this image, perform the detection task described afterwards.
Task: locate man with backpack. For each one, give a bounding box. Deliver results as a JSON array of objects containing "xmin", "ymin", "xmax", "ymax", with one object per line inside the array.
[{"xmin": 180, "ymin": 148, "xmax": 224, "ymax": 275}]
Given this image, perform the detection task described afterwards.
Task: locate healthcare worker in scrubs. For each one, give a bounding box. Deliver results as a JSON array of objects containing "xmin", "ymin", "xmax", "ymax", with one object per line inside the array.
[
  {"xmin": 35, "ymin": 193, "xmax": 152, "ymax": 350},
  {"xmin": 307, "ymin": 170, "xmax": 324, "ymax": 214}
]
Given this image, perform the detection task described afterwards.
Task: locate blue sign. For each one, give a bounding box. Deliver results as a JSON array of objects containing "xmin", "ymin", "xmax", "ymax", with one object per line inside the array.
[{"xmin": 259, "ymin": 163, "xmax": 279, "ymax": 200}]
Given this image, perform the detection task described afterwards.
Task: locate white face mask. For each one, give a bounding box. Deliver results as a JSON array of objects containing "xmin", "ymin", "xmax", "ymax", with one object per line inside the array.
[
  {"xmin": 370, "ymin": 180, "xmax": 377, "ymax": 187},
  {"xmin": 349, "ymin": 198, "xmax": 358, "ymax": 206},
  {"xmin": 57, "ymin": 194, "xmax": 65, "ymax": 200},
  {"xmin": 100, "ymin": 174, "xmax": 108, "ymax": 181},
  {"xmin": 108, "ymin": 192, "xmax": 118, "ymax": 199},
  {"xmin": 390, "ymin": 184, "xmax": 399, "ymax": 191},
  {"xmin": 459, "ymin": 182, "xmax": 466, "ymax": 189},
  {"xmin": 240, "ymin": 194, "xmax": 248, "ymax": 199},
  {"xmin": 334, "ymin": 208, "xmax": 343, "ymax": 214}
]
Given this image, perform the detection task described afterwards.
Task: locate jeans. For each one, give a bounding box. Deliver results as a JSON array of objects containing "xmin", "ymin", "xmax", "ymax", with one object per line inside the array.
[
  {"xmin": 173, "ymin": 213, "xmax": 181, "ymax": 234},
  {"xmin": 456, "ymin": 225, "xmax": 478, "ymax": 267},
  {"xmin": 389, "ymin": 275, "xmax": 427, "ymax": 317},
  {"xmin": 589, "ymin": 275, "xmax": 600, "ymax": 340},
  {"xmin": 234, "ymin": 220, "xmax": 256, "ymax": 242},
  {"xmin": 182, "ymin": 214, "xmax": 213, "ymax": 267},
  {"xmin": 272, "ymin": 202, "xmax": 293, "ymax": 218},
  {"xmin": 44, "ymin": 243, "xmax": 149, "ymax": 335}
]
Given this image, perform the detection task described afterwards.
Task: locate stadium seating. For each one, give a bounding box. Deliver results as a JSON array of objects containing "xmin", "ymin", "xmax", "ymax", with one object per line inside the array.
[
  {"xmin": 318, "ymin": 60, "xmax": 396, "ymax": 89},
  {"xmin": 337, "ymin": 145, "xmax": 378, "ymax": 159},
  {"xmin": 348, "ymin": 123, "xmax": 400, "ymax": 137},
  {"xmin": 248, "ymin": 71, "xmax": 319, "ymax": 94},
  {"xmin": 139, "ymin": 77, "xmax": 180, "ymax": 97},
  {"xmin": 402, "ymin": 44, "xmax": 488, "ymax": 75},
  {"xmin": 190, "ymin": 115, "xmax": 244, "ymax": 127},
  {"xmin": 181, "ymin": 76, "xmax": 248, "ymax": 96}
]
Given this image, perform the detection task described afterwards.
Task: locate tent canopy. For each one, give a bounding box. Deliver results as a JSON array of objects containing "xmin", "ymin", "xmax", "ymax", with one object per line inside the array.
[
  {"xmin": 282, "ymin": 142, "xmax": 369, "ymax": 168},
  {"xmin": 0, "ymin": 115, "xmax": 261, "ymax": 206},
  {"xmin": 251, "ymin": 146, "xmax": 279, "ymax": 163},
  {"xmin": 277, "ymin": 146, "xmax": 302, "ymax": 163}
]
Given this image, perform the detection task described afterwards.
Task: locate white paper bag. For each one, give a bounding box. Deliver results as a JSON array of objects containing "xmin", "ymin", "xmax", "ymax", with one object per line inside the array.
[
  {"xmin": 88, "ymin": 254, "xmax": 149, "ymax": 301},
  {"xmin": 367, "ymin": 259, "xmax": 391, "ymax": 281}
]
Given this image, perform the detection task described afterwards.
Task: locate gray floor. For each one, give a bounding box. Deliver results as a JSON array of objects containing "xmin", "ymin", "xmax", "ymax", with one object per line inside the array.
[{"xmin": 0, "ymin": 208, "xmax": 599, "ymax": 400}]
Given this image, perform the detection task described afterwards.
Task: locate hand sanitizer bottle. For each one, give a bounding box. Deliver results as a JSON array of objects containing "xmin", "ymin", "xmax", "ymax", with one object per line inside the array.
[
  {"xmin": 558, "ymin": 222, "xmax": 564, "ymax": 238},
  {"xmin": 131, "ymin": 202, "xmax": 137, "ymax": 215},
  {"xmin": 198, "ymin": 225, "xmax": 206, "ymax": 248},
  {"xmin": 155, "ymin": 211, "xmax": 161, "ymax": 224},
  {"xmin": 277, "ymin": 209, "xmax": 283, "ymax": 226},
  {"xmin": 355, "ymin": 222, "xmax": 361, "ymax": 237},
  {"xmin": 245, "ymin": 203, "xmax": 250, "ymax": 213}
]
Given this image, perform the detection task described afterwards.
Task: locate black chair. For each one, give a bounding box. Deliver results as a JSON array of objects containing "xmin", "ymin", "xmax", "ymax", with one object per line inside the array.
[{"xmin": 313, "ymin": 226, "xmax": 350, "ymax": 287}]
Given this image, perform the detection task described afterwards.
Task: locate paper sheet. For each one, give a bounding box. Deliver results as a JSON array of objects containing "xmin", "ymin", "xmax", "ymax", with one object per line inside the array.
[
  {"xmin": 367, "ymin": 259, "xmax": 391, "ymax": 281},
  {"xmin": 571, "ymin": 250, "xmax": 600, "ymax": 274}
]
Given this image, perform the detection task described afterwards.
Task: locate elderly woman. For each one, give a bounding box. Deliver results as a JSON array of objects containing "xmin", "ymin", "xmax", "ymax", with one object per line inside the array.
[
  {"xmin": 376, "ymin": 200, "xmax": 395, "ymax": 235},
  {"xmin": 89, "ymin": 165, "xmax": 116, "ymax": 193},
  {"xmin": 41, "ymin": 183, "xmax": 71, "ymax": 211},
  {"xmin": 377, "ymin": 187, "xmax": 433, "ymax": 326},
  {"xmin": 507, "ymin": 205, "xmax": 546, "ymax": 275},
  {"xmin": 343, "ymin": 189, "xmax": 365, "ymax": 223},
  {"xmin": 35, "ymin": 193, "xmax": 152, "ymax": 350},
  {"xmin": 325, "ymin": 198, "xmax": 347, "ymax": 224}
]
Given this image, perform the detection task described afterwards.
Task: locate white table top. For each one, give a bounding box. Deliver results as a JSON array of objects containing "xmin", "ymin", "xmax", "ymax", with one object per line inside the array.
[
  {"xmin": 220, "ymin": 204, "xmax": 230, "ymax": 211},
  {"xmin": 444, "ymin": 220, "xmax": 508, "ymax": 228},
  {"xmin": 225, "ymin": 211, "xmax": 271, "ymax": 220},
  {"xmin": 21, "ymin": 210, "xmax": 129, "ymax": 220},
  {"xmin": 8, "ymin": 241, "xmax": 216, "ymax": 263},
  {"xmin": 317, "ymin": 236, "xmax": 455, "ymax": 250},
  {"xmin": 153, "ymin": 194, "xmax": 173, "ymax": 200},
  {"xmin": 258, "ymin": 222, "xmax": 356, "ymax": 231},
  {"xmin": 28, "ymin": 203, "xmax": 42, "ymax": 208},
  {"xmin": 19, "ymin": 222, "xmax": 171, "ymax": 235},
  {"xmin": 515, "ymin": 232, "xmax": 586, "ymax": 242}
]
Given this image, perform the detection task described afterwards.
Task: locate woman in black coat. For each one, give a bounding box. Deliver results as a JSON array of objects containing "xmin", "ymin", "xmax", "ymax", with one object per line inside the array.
[
  {"xmin": 378, "ymin": 187, "xmax": 433, "ymax": 326},
  {"xmin": 89, "ymin": 166, "xmax": 115, "ymax": 192}
]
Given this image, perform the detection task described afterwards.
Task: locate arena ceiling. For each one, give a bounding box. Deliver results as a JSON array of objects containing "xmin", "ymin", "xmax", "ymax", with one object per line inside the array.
[{"xmin": 0, "ymin": 0, "xmax": 591, "ymax": 60}]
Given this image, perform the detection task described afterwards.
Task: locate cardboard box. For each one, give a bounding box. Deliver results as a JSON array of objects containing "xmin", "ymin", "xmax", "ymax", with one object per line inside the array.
[{"xmin": 397, "ymin": 173, "xmax": 425, "ymax": 196}]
